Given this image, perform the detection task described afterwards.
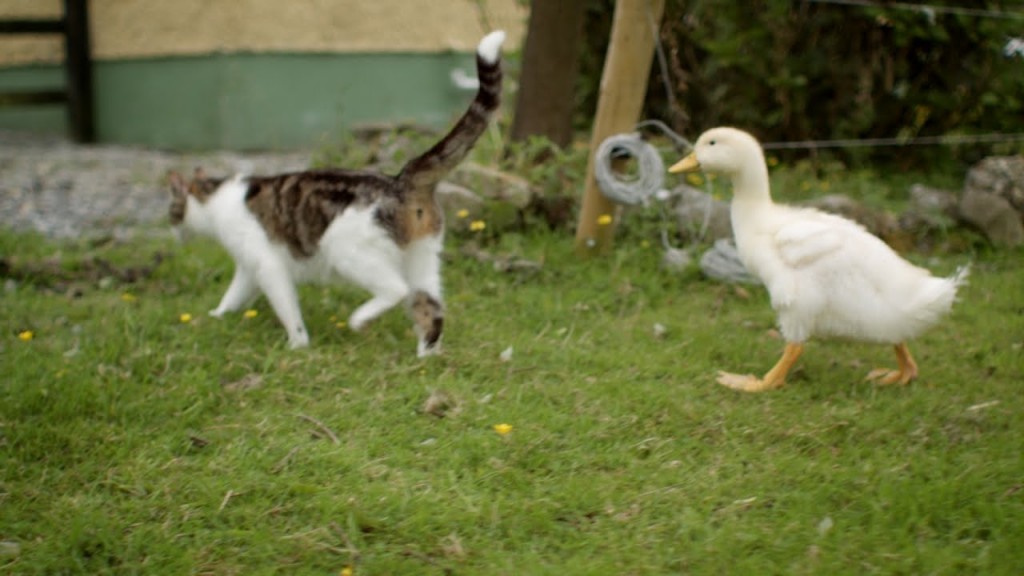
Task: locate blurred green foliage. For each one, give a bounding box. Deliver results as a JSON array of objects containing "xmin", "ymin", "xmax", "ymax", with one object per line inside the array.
[{"xmin": 575, "ymin": 0, "xmax": 1024, "ymax": 168}]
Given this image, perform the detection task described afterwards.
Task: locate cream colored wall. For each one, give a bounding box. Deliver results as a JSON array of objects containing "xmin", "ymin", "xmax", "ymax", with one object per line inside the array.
[{"xmin": 0, "ymin": 0, "xmax": 526, "ymax": 66}]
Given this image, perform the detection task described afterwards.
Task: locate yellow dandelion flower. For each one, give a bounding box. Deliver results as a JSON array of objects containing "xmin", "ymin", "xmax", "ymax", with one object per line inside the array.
[
  {"xmin": 767, "ymin": 156, "xmax": 780, "ymax": 167},
  {"xmin": 469, "ymin": 220, "xmax": 486, "ymax": 232},
  {"xmin": 493, "ymin": 423, "xmax": 513, "ymax": 436},
  {"xmin": 340, "ymin": 567, "xmax": 354, "ymax": 576},
  {"xmin": 179, "ymin": 313, "xmax": 193, "ymax": 323},
  {"xmin": 597, "ymin": 214, "xmax": 613, "ymax": 226},
  {"xmin": 456, "ymin": 209, "xmax": 470, "ymax": 219},
  {"xmin": 244, "ymin": 309, "xmax": 259, "ymax": 319},
  {"xmin": 120, "ymin": 292, "xmax": 137, "ymax": 303},
  {"xmin": 685, "ymin": 173, "xmax": 704, "ymax": 187},
  {"xmin": 18, "ymin": 330, "xmax": 34, "ymax": 341},
  {"xmin": 336, "ymin": 321, "xmax": 347, "ymax": 329}
]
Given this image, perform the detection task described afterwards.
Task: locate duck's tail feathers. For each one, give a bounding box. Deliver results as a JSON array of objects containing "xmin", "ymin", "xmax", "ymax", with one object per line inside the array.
[
  {"xmin": 901, "ymin": 264, "xmax": 969, "ymax": 338},
  {"xmin": 950, "ymin": 264, "xmax": 970, "ymax": 289}
]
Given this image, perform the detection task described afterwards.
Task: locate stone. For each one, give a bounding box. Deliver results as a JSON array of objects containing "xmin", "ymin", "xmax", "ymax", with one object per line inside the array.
[
  {"xmin": 672, "ymin": 184, "xmax": 732, "ymax": 241},
  {"xmin": 804, "ymin": 193, "xmax": 901, "ymax": 241},
  {"xmin": 959, "ymin": 155, "xmax": 1024, "ymax": 247},
  {"xmin": 435, "ymin": 180, "xmax": 483, "ymax": 219},
  {"xmin": 960, "ymin": 187, "xmax": 1023, "ymax": 247},
  {"xmin": 661, "ymin": 246, "xmax": 692, "ymax": 272},
  {"xmin": 450, "ymin": 162, "xmax": 534, "ymax": 208},
  {"xmin": 898, "ymin": 184, "xmax": 961, "ymax": 251},
  {"xmin": 700, "ymin": 238, "xmax": 758, "ymax": 285},
  {"xmin": 909, "ymin": 184, "xmax": 958, "ymax": 217}
]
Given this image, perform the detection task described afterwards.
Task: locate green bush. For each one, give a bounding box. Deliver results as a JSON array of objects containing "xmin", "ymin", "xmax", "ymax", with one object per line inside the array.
[{"xmin": 577, "ymin": 0, "xmax": 1024, "ymax": 168}]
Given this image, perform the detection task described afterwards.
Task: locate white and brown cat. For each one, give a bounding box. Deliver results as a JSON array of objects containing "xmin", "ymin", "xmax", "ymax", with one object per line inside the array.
[{"xmin": 167, "ymin": 30, "xmax": 505, "ymax": 356}]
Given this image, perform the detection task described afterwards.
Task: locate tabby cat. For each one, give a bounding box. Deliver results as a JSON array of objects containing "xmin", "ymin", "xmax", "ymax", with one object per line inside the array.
[{"xmin": 166, "ymin": 30, "xmax": 505, "ymax": 356}]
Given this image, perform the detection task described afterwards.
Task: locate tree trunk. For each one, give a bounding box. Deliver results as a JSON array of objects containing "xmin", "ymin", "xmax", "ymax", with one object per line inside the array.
[{"xmin": 510, "ymin": 0, "xmax": 588, "ymax": 148}]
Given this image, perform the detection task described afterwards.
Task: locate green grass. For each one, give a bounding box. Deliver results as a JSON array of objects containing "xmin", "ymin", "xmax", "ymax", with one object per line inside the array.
[{"xmin": 2, "ymin": 192, "xmax": 1022, "ymax": 574}]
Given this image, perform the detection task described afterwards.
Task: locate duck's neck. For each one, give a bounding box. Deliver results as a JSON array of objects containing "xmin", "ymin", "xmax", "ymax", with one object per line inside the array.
[
  {"xmin": 728, "ymin": 159, "xmax": 772, "ymax": 206},
  {"xmin": 727, "ymin": 160, "xmax": 774, "ymax": 246}
]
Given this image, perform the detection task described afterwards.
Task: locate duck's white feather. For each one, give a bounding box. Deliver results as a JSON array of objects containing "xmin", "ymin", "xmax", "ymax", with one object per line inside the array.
[{"xmin": 774, "ymin": 211, "xmax": 847, "ymax": 267}]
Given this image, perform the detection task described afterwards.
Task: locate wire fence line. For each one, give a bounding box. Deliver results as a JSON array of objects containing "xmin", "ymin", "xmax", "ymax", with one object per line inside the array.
[
  {"xmin": 635, "ymin": 125, "xmax": 1024, "ymax": 154},
  {"xmin": 761, "ymin": 132, "xmax": 1024, "ymax": 151},
  {"xmin": 804, "ymin": 0, "xmax": 1024, "ymax": 21}
]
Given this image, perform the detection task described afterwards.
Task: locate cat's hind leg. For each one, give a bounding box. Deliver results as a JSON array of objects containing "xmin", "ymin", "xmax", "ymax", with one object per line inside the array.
[
  {"xmin": 409, "ymin": 291, "xmax": 443, "ymax": 357},
  {"xmin": 210, "ymin": 267, "xmax": 258, "ymax": 318},
  {"xmin": 254, "ymin": 260, "xmax": 309, "ymax": 349},
  {"xmin": 403, "ymin": 238, "xmax": 444, "ymax": 357}
]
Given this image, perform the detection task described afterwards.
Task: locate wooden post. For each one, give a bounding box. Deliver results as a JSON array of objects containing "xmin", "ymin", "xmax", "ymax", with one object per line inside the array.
[
  {"xmin": 64, "ymin": 0, "xmax": 94, "ymax": 143},
  {"xmin": 0, "ymin": 1, "xmax": 94, "ymax": 142},
  {"xmin": 574, "ymin": 0, "xmax": 665, "ymax": 256}
]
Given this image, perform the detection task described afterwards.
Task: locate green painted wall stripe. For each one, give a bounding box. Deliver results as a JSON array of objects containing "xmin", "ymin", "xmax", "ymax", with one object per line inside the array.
[{"xmin": 0, "ymin": 51, "xmax": 479, "ymax": 150}]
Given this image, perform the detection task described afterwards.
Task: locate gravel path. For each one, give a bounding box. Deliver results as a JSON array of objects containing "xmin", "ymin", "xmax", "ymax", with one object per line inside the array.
[{"xmin": 0, "ymin": 130, "xmax": 312, "ymax": 240}]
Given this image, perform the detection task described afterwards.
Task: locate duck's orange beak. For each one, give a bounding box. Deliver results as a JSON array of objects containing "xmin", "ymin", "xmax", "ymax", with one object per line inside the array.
[{"xmin": 668, "ymin": 153, "xmax": 700, "ymax": 173}]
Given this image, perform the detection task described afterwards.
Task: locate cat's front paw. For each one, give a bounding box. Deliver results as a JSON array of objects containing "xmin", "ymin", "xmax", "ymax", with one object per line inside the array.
[
  {"xmin": 347, "ymin": 315, "xmax": 368, "ymax": 332},
  {"xmin": 417, "ymin": 340, "xmax": 442, "ymax": 358},
  {"xmin": 209, "ymin": 308, "xmax": 227, "ymax": 318},
  {"xmin": 288, "ymin": 326, "xmax": 310, "ymax": 349}
]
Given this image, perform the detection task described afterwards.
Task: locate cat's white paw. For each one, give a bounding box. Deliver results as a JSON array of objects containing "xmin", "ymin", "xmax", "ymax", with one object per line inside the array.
[
  {"xmin": 347, "ymin": 313, "xmax": 369, "ymax": 332},
  {"xmin": 288, "ymin": 334, "xmax": 310, "ymax": 349},
  {"xmin": 209, "ymin": 308, "xmax": 226, "ymax": 318},
  {"xmin": 417, "ymin": 340, "xmax": 442, "ymax": 358}
]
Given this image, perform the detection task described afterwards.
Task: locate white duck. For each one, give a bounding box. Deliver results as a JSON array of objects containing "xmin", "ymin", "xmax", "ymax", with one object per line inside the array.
[{"xmin": 669, "ymin": 127, "xmax": 967, "ymax": 392}]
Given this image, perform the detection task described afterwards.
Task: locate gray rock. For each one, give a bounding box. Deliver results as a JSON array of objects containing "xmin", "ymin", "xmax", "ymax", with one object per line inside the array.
[
  {"xmin": 960, "ymin": 188, "xmax": 1023, "ymax": 247},
  {"xmin": 909, "ymin": 184, "xmax": 958, "ymax": 217},
  {"xmin": 959, "ymin": 155, "xmax": 1024, "ymax": 247},
  {"xmin": 672, "ymin": 184, "xmax": 732, "ymax": 241},
  {"xmin": 900, "ymin": 184, "xmax": 960, "ymax": 246},
  {"xmin": 804, "ymin": 193, "xmax": 900, "ymax": 240},
  {"xmin": 661, "ymin": 246, "xmax": 693, "ymax": 272},
  {"xmin": 450, "ymin": 162, "xmax": 534, "ymax": 208},
  {"xmin": 700, "ymin": 238, "xmax": 758, "ymax": 285}
]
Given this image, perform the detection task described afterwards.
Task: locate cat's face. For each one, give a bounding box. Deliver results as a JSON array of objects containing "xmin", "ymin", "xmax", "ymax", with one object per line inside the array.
[{"xmin": 166, "ymin": 168, "xmax": 223, "ymax": 238}]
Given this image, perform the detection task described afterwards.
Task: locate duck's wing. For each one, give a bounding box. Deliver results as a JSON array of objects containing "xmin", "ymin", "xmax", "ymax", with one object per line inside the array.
[{"xmin": 773, "ymin": 215, "xmax": 848, "ymax": 268}]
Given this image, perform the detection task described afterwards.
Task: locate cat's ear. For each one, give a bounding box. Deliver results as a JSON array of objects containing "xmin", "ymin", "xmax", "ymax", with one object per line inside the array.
[{"xmin": 167, "ymin": 170, "xmax": 188, "ymax": 197}]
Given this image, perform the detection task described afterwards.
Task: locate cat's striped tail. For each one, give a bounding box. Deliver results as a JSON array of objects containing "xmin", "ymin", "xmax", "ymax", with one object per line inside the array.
[{"xmin": 398, "ymin": 30, "xmax": 505, "ymax": 190}]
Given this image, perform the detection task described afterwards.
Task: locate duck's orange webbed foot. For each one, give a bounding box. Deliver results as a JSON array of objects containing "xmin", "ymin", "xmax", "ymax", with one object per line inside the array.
[
  {"xmin": 865, "ymin": 343, "xmax": 918, "ymax": 386},
  {"xmin": 716, "ymin": 371, "xmax": 782, "ymax": 392},
  {"xmin": 717, "ymin": 343, "xmax": 803, "ymax": 393}
]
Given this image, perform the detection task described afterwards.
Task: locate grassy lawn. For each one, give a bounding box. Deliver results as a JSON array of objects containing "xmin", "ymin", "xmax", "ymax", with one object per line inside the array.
[{"xmin": 1, "ymin": 167, "xmax": 1022, "ymax": 574}]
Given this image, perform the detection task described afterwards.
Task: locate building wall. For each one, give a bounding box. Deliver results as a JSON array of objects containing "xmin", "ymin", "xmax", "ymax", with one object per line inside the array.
[{"xmin": 0, "ymin": 0, "xmax": 526, "ymax": 149}]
